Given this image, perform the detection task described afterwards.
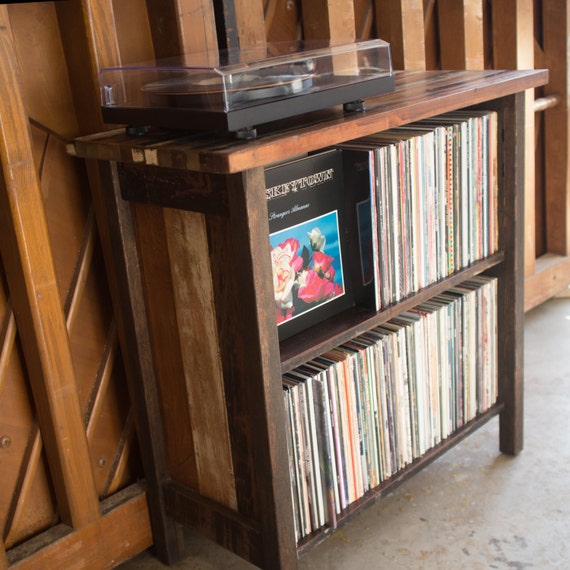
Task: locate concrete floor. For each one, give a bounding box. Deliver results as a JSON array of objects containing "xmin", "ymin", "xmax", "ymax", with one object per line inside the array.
[{"xmin": 119, "ymin": 297, "xmax": 570, "ymax": 569}]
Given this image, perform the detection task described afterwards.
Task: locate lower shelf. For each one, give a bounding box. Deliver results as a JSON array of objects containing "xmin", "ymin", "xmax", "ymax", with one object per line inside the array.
[{"xmin": 296, "ymin": 402, "xmax": 503, "ymax": 557}]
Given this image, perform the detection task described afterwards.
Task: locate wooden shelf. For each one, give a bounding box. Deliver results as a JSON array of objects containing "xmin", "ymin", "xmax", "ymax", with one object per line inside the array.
[
  {"xmin": 72, "ymin": 69, "xmax": 548, "ymax": 569},
  {"xmin": 280, "ymin": 252, "xmax": 504, "ymax": 372},
  {"xmin": 296, "ymin": 403, "xmax": 503, "ymax": 556},
  {"xmin": 73, "ymin": 70, "xmax": 547, "ymax": 175}
]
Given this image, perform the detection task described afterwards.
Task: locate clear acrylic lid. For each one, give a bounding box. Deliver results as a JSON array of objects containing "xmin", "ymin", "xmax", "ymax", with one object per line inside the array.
[{"xmin": 99, "ymin": 39, "xmax": 393, "ymax": 114}]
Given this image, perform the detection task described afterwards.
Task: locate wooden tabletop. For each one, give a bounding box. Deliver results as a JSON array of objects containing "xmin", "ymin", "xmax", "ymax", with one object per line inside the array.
[{"xmin": 71, "ymin": 69, "xmax": 548, "ymax": 174}]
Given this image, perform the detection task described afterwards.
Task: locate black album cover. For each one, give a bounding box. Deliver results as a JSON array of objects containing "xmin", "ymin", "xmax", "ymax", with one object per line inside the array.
[{"xmin": 265, "ymin": 149, "xmax": 354, "ymax": 340}]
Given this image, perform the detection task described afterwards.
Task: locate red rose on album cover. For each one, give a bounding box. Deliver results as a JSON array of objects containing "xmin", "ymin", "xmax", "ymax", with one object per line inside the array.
[{"xmin": 270, "ymin": 221, "xmax": 346, "ymax": 324}]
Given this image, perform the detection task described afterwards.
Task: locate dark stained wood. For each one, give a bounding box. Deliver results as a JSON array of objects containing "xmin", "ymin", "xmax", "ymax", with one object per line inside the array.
[
  {"xmin": 280, "ymin": 254, "xmax": 505, "ymax": 372},
  {"xmin": 90, "ymin": 160, "xmax": 189, "ymax": 563},
  {"xmin": 0, "ymin": 6, "xmax": 100, "ymax": 529},
  {"xmin": 164, "ymin": 480, "xmax": 264, "ymax": 565},
  {"xmin": 486, "ymin": 93, "xmax": 525, "ymax": 456},
  {"xmin": 119, "ymin": 163, "xmax": 229, "ymax": 213},
  {"xmin": 72, "ymin": 70, "xmax": 548, "ymax": 174},
  {"xmin": 206, "ymin": 168, "xmax": 297, "ymax": 567}
]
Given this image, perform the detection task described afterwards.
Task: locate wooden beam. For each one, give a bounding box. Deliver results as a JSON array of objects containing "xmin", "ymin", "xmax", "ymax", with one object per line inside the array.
[
  {"xmin": 491, "ymin": 1, "xmax": 535, "ymax": 278},
  {"xmin": 543, "ymin": 1, "xmax": 570, "ymax": 255},
  {"xmin": 213, "ymin": 0, "xmax": 266, "ymax": 51},
  {"xmin": 375, "ymin": 0, "xmax": 426, "ymax": 70},
  {"xmin": 146, "ymin": 0, "xmax": 218, "ymax": 58},
  {"xmin": 0, "ymin": 6, "xmax": 100, "ymax": 528},
  {"xmin": 55, "ymin": 0, "xmax": 121, "ymax": 135},
  {"xmin": 302, "ymin": 0, "xmax": 356, "ymax": 42},
  {"xmin": 524, "ymin": 253, "xmax": 570, "ymax": 311},
  {"xmin": 6, "ymin": 485, "xmax": 152, "ymax": 569},
  {"xmin": 438, "ymin": 0, "xmax": 484, "ymax": 70}
]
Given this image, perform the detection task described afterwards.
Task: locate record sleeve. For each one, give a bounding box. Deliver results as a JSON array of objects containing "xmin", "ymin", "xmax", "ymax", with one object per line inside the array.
[{"xmin": 266, "ymin": 149, "xmax": 354, "ymax": 340}]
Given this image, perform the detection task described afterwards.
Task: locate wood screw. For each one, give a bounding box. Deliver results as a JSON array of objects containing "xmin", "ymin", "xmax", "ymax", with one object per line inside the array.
[{"xmin": 0, "ymin": 435, "xmax": 11, "ymax": 448}]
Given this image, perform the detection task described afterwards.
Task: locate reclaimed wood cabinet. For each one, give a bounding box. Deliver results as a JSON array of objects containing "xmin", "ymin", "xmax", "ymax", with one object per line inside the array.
[{"xmin": 70, "ymin": 69, "xmax": 547, "ymax": 569}]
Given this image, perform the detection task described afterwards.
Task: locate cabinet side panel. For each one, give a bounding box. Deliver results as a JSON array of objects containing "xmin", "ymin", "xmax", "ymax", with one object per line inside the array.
[
  {"xmin": 132, "ymin": 202, "xmax": 199, "ymax": 488},
  {"xmin": 163, "ymin": 207, "xmax": 238, "ymax": 510}
]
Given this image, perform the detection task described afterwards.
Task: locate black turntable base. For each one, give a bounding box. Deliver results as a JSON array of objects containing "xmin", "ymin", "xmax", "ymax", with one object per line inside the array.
[
  {"xmin": 102, "ymin": 72, "xmax": 395, "ymax": 139},
  {"xmin": 99, "ymin": 39, "xmax": 395, "ymax": 139}
]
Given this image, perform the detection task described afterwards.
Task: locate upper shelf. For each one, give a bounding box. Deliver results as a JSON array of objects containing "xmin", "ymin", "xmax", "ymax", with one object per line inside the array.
[{"xmin": 71, "ymin": 69, "xmax": 548, "ymax": 174}]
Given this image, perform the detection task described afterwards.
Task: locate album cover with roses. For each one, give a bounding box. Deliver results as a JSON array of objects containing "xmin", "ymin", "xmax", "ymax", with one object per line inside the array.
[{"xmin": 265, "ymin": 148, "xmax": 354, "ymax": 341}]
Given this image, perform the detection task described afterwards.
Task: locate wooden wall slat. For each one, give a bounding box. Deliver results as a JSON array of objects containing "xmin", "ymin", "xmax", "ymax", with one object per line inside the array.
[
  {"xmin": 0, "ymin": 6, "xmax": 100, "ymax": 529},
  {"xmin": 146, "ymin": 0, "xmax": 218, "ymax": 58},
  {"xmin": 438, "ymin": 0, "xmax": 484, "ymax": 70},
  {"xmin": 301, "ymin": 0, "xmax": 356, "ymax": 41},
  {"xmin": 375, "ymin": 0, "xmax": 426, "ymax": 70},
  {"xmin": 543, "ymin": 1, "xmax": 570, "ymax": 255},
  {"xmin": 215, "ymin": 0, "xmax": 266, "ymax": 50},
  {"xmin": 492, "ymin": 0, "xmax": 536, "ymax": 277}
]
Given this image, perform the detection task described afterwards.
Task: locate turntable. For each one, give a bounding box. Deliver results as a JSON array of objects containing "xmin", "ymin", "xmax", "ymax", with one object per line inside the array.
[{"xmin": 99, "ymin": 39, "xmax": 394, "ymax": 139}]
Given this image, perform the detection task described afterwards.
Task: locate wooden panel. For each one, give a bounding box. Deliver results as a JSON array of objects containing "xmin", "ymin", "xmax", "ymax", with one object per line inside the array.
[
  {"xmin": 130, "ymin": 202, "xmax": 199, "ymax": 489},
  {"xmin": 2, "ymin": 0, "xmax": 145, "ymax": 556},
  {"xmin": 438, "ymin": 0, "xmax": 484, "ymax": 70},
  {"xmin": 163, "ymin": 208, "xmax": 237, "ymax": 508},
  {"xmin": 129, "ymin": 202, "xmax": 239, "ymax": 510},
  {"xmin": 207, "ymin": 168, "xmax": 297, "ymax": 567},
  {"xmin": 0, "ymin": 6, "xmax": 100, "ymax": 529},
  {"xmin": 145, "ymin": 0, "xmax": 218, "ymax": 58},
  {"xmin": 6, "ymin": 485, "xmax": 152, "ymax": 570},
  {"xmin": 491, "ymin": 1, "xmax": 536, "ymax": 277},
  {"xmin": 543, "ymin": 1, "xmax": 570, "ymax": 256},
  {"xmin": 375, "ymin": 0, "xmax": 426, "ymax": 70},
  {"xmin": 164, "ymin": 481, "xmax": 264, "ymax": 565},
  {"xmin": 302, "ymin": 0, "xmax": 356, "ymax": 41}
]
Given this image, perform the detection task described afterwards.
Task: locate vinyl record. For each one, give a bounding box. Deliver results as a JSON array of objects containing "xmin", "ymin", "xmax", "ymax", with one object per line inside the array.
[{"xmin": 142, "ymin": 71, "xmax": 314, "ymax": 109}]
